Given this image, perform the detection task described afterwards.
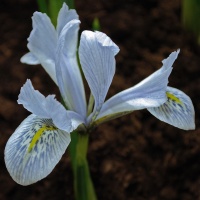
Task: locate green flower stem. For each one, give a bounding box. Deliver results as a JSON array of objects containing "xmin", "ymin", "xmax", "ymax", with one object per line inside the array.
[
  {"xmin": 69, "ymin": 131, "xmax": 78, "ymax": 171},
  {"xmin": 69, "ymin": 132, "xmax": 97, "ymax": 200}
]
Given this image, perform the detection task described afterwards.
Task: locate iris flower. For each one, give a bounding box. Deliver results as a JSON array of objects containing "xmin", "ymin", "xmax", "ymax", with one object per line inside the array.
[{"xmin": 5, "ymin": 3, "xmax": 195, "ymax": 186}]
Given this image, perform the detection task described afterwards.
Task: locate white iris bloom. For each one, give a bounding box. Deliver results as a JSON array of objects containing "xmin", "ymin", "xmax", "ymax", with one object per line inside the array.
[{"xmin": 5, "ymin": 3, "xmax": 195, "ymax": 186}]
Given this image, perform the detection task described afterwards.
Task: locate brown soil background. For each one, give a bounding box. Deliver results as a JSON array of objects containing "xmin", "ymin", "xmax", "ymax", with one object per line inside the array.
[{"xmin": 0, "ymin": 0, "xmax": 200, "ymax": 199}]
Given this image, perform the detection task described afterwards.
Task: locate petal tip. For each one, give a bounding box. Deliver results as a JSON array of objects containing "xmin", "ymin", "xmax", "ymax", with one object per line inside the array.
[{"xmin": 148, "ymin": 87, "xmax": 195, "ymax": 131}]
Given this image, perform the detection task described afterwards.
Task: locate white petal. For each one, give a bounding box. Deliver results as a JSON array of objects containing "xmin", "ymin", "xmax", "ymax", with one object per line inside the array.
[
  {"xmin": 27, "ymin": 12, "xmax": 57, "ymax": 83},
  {"xmin": 94, "ymin": 31, "xmax": 119, "ymax": 55},
  {"xmin": 79, "ymin": 31, "xmax": 119, "ymax": 114},
  {"xmin": 96, "ymin": 50, "xmax": 179, "ymax": 120},
  {"xmin": 18, "ymin": 80, "xmax": 84, "ymax": 132},
  {"xmin": 56, "ymin": 20, "xmax": 87, "ymax": 117},
  {"xmin": 148, "ymin": 87, "xmax": 195, "ymax": 130},
  {"xmin": 56, "ymin": 3, "xmax": 79, "ymax": 35},
  {"xmin": 45, "ymin": 95, "xmax": 85, "ymax": 132},
  {"xmin": 20, "ymin": 52, "xmax": 40, "ymax": 65},
  {"xmin": 162, "ymin": 49, "xmax": 180, "ymax": 70},
  {"xmin": 18, "ymin": 79, "xmax": 49, "ymax": 118},
  {"xmin": 5, "ymin": 114, "xmax": 71, "ymax": 185}
]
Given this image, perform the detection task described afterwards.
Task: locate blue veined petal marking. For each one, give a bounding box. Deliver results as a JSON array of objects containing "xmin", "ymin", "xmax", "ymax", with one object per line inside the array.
[
  {"xmin": 5, "ymin": 114, "xmax": 71, "ymax": 185},
  {"xmin": 148, "ymin": 87, "xmax": 195, "ymax": 130}
]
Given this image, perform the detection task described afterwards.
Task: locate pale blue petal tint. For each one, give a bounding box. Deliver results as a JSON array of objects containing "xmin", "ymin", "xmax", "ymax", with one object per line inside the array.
[
  {"xmin": 18, "ymin": 79, "xmax": 49, "ymax": 118},
  {"xmin": 20, "ymin": 52, "xmax": 40, "ymax": 65},
  {"xmin": 96, "ymin": 50, "xmax": 179, "ymax": 120},
  {"xmin": 21, "ymin": 4, "xmax": 80, "ymax": 84},
  {"xmin": 162, "ymin": 49, "xmax": 180, "ymax": 70},
  {"xmin": 18, "ymin": 79, "xmax": 84, "ymax": 132},
  {"xmin": 56, "ymin": 3, "xmax": 79, "ymax": 35},
  {"xmin": 95, "ymin": 31, "xmax": 119, "ymax": 55},
  {"xmin": 5, "ymin": 114, "xmax": 71, "ymax": 185},
  {"xmin": 27, "ymin": 12, "xmax": 57, "ymax": 83},
  {"xmin": 79, "ymin": 31, "xmax": 119, "ymax": 115},
  {"xmin": 56, "ymin": 20, "xmax": 87, "ymax": 117},
  {"xmin": 148, "ymin": 86, "xmax": 195, "ymax": 130},
  {"xmin": 44, "ymin": 95, "xmax": 85, "ymax": 132}
]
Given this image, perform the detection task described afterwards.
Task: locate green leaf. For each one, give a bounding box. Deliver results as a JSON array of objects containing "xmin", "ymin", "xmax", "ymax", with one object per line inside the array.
[{"xmin": 182, "ymin": 0, "xmax": 200, "ymax": 44}]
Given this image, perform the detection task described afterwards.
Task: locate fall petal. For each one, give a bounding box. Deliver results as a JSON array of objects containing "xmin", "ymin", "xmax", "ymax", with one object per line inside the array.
[
  {"xmin": 96, "ymin": 50, "xmax": 179, "ymax": 121},
  {"xmin": 18, "ymin": 79, "xmax": 84, "ymax": 132},
  {"xmin": 5, "ymin": 114, "xmax": 71, "ymax": 185},
  {"xmin": 148, "ymin": 86, "xmax": 195, "ymax": 130}
]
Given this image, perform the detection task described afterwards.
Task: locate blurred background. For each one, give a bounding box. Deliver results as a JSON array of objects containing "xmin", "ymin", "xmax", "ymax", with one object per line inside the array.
[{"xmin": 0, "ymin": 0, "xmax": 200, "ymax": 199}]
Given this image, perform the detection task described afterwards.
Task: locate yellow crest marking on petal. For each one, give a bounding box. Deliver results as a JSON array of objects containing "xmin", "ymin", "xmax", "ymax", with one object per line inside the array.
[
  {"xmin": 28, "ymin": 125, "xmax": 57, "ymax": 153},
  {"xmin": 166, "ymin": 92, "xmax": 182, "ymax": 105}
]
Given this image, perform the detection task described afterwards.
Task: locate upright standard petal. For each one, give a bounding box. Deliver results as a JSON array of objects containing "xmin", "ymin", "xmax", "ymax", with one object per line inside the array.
[
  {"xmin": 27, "ymin": 12, "xmax": 57, "ymax": 83},
  {"xmin": 148, "ymin": 87, "xmax": 195, "ymax": 130},
  {"xmin": 5, "ymin": 114, "xmax": 71, "ymax": 185},
  {"xmin": 56, "ymin": 3, "xmax": 79, "ymax": 35},
  {"xmin": 56, "ymin": 20, "xmax": 87, "ymax": 117},
  {"xmin": 94, "ymin": 31, "xmax": 119, "ymax": 55},
  {"xmin": 18, "ymin": 80, "xmax": 84, "ymax": 132},
  {"xmin": 79, "ymin": 31, "xmax": 119, "ymax": 115},
  {"xmin": 96, "ymin": 50, "xmax": 179, "ymax": 122}
]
